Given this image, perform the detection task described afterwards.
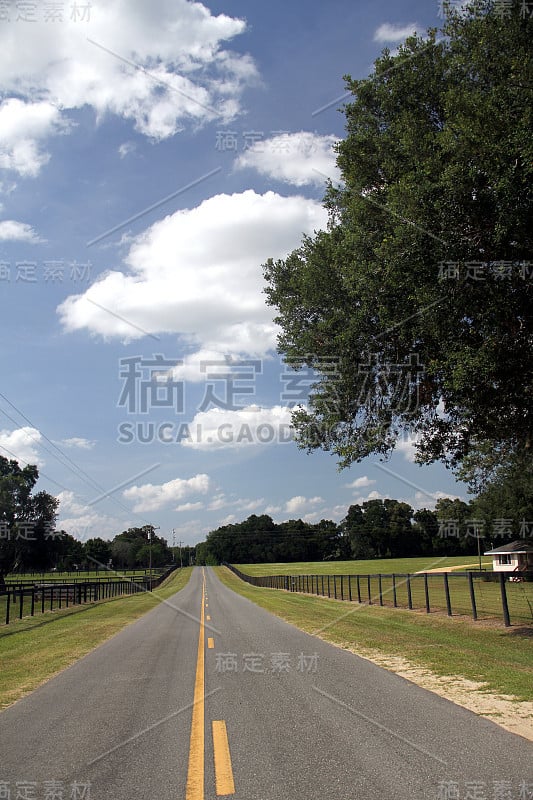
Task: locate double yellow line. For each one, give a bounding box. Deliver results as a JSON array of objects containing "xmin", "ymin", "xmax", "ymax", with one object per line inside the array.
[{"xmin": 186, "ymin": 570, "xmax": 235, "ymax": 799}]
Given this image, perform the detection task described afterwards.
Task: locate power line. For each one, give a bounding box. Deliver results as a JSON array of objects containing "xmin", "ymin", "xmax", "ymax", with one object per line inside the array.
[{"xmin": 0, "ymin": 391, "xmax": 157, "ymax": 528}]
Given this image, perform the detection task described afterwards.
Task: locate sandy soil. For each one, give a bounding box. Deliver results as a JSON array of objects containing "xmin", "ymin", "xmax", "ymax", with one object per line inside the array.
[
  {"xmin": 343, "ymin": 646, "xmax": 533, "ymax": 741},
  {"xmin": 415, "ymin": 563, "xmax": 485, "ymax": 573}
]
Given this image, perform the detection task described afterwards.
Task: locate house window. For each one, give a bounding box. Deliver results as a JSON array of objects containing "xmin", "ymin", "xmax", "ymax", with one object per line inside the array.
[{"xmin": 498, "ymin": 554, "xmax": 512, "ymax": 565}]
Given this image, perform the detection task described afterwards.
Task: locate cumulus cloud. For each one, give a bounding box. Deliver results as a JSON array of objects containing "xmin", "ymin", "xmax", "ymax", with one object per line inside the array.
[
  {"xmin": 123, "ymin": 473, "xmax": 211, "ymax": 512},
  {"xmin": 0, "ymin": 219, "xmax": 42, "ymax": 242},
  {"xmin": 175, "ymin": 501, "xmax": 204, "ymax": 513},
  {"xmin": 0, "ymin": 426, "xmax": 43, "ymax": 466},
  {"xmin": 58, "ymin": 437, "xmax": 95, "ymax": 450},
  {"xmin": 169, "ymin": 350, "xmax": 252, "ymax": 383},
  {"xmin": 344, "ymin": 475, "xmax": 376, "ymax": 490},
  {"xmin": 373, "ymin": 23, "xmax": 419, "ymax": 43},
  {"xmin": 235, "ymin": 132, "xmax": 340, "ymax": 187},
  {"xmin": 394, "ymin": 435, "xmax": 421, "ymax": 462},
  {"xmin": 180, "ymin": 404, "xmax": 294, "ymax": 450},
  {"xmin": 55, "ymin": 490, "xmax": 126, "ymax": 541},
  {"xmin": 208, "ymin": 494, "xmax": 231, "ymax": 511},
  {"xmin": 0, "ymin": 1, "xmax": 257, "ymax": 164},
  {"xmin": 0, "ymin": 99, "xmax": 69, "ymax": 177},
  {"xmin": 285, "ymin": 495, "xmax": 323, "ymax": 515},
  {"xmin": 352, "ymin": 490, "xmax": 384, "ymax": 505},
  {"xmin": 412, "ymin": 490, "xmax": 460, "ymax": 510},
  {"xmin": 58, "ymin": 191, "xmax": 326, "ymax": 355},
  {"xmin": 118, "ymin": 141, "xmax": 136, "ymax": 159}
]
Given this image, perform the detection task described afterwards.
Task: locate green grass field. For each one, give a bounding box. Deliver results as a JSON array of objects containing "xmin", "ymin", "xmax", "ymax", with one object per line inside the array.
[
  {"xmin": 0, "ymin": 567, "xmax": 191, "ymax": 710},
  {"xmin": 235, "ymin": 555, "xmax": 493, "ymax": 576},
  {"xmin": 233, "ymin": 558, "xmax": 532, "ymax": 625},
  {"xmin": 4, "ymin": 568, "xmax": 163, "ymax": 582},
  {"xmin": 215, "ymin": 566, "xmax": 533, "ymax": 702}
]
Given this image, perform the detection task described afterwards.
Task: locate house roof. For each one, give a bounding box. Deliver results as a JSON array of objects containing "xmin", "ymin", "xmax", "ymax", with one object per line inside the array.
[{"xmin": 484, "ymin": 539, "xmax": 533, "ymax": 555}]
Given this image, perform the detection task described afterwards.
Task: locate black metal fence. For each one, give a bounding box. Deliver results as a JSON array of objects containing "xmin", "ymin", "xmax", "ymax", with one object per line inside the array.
[
  {"xmin": 0, "ymin": 566, "xmax": 177, "ymax": 626},
  {"xmin": 223, "ymin": 564, "xmax": 533, "ymax": 627}
]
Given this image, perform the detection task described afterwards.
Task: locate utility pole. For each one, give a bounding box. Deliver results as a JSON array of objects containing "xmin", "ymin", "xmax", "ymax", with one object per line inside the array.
[
  {"xmin": 179, "ymin": 541, "xmax": 183, "ymax": 568},
  {"xmin": 172, "ymin": 528, "xmax": 176, "ymax": 562},
  {"xmin": 148, "ymin": 525, "xmax": 160, "ymax": 589}
]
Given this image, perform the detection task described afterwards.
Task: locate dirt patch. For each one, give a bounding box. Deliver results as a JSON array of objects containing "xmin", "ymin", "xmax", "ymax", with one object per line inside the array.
[
  {"xmin": 338, "ymin": 645, "xmax": 533, "ymax": 741},
  {"xmin": 415, "ymin": 563, "xmax": 485, "ymax": 573}
]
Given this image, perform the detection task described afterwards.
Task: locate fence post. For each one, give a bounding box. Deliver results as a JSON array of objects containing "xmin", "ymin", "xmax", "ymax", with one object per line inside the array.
[
  {"xmin": 443, "ymin": 573, "xmax": 452, "ymax": 616},
  {"xmin": 499, "ymin": 572, "xmax": 511, "ymax": 627},
  {"xmin": 41, "ymin": 587, "xmax": 45, "ymax": 614},
  {"xmin": 327, "ymin": 575, "xmax": 330, "ymax": 597},
  {"xmin": 367, "ymin": 575, "xmax": 372, "ymax": 605},
  {"xmin": 19, "ymin": 588, "xmax": 23, "ymax": 619},
  {"xmin": 406, "ymin": 574, "xmax": 412, "ymax": 609},
  {"xmin": 6, "ymin": 591, "xmax": 10, "ymax": 625},
  {"xmin": 424, "ymin": 574, "xmax": 430, "ymax": 614},
  {"xmin": 31, "ymin": 588, "xmax": 35, "ymax": 617},
  {"xmin": 378, "ymin": 574, "xmax": 383, "ymax": 606},
  {"xmin": 340, "ymin": 575, "xmax": 344, "ymax": 600},
  {"xmin": 348, "ymin": 576, "xmax": 352, "ymax": 602},
  {"xmin": 392, "ymin": 574, "xmax": 397, "ymax": 607},
  {"xmin": 468, "ymin": 572, "xmax": 478, "ymax": 621},
  {"xmin": 333, "ymin": 575, "xmax": 337, "ymax": 599},
  {"xmin": 357, "ymin": 575, "xmax": 361, "ymax": 603}
]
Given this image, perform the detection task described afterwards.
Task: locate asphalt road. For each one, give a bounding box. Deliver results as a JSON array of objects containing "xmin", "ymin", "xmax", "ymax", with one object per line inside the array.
[{"xmin": 1, "ymin": 566, "xmax": 531, "ymax": 800}]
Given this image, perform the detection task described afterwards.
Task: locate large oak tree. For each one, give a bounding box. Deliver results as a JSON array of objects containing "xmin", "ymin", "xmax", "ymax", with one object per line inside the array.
[{"xmin": 263, "ymin": 0, "xmax": 532, "ymax": 486}]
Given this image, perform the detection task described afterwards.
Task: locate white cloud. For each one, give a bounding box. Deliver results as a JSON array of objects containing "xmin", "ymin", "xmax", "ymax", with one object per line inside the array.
[
  {"xmin": 181, "ymin": 404, "xmax": 294, "ymax": 450},
  {"xmin": 344, "ymin": 475, "xmax": 376, "ymax": 490},
  {"xmin": 118, "ymin": 141, "xmax": 136, "ymax": 159},
  {"xmin": 169, "ymin": 350, "xmax": 254, "ymax": 383},
  {"xmin": 285, "ymin": 495, "xmax": 323, "ymax": 515},
  {"xmin": 58, "ymin": 191, "xmax": 325, "ymax": 355},
  {"xmin": 373, "ymin": 23, "xmax": 419, "ymax": 43},
  {"xmin": 236, "ymin": 497, "xmax": 265, "ymax": 512},
  {"xmin": 0, "ymin": 426, "xmax": 43, "ymax": 466},
  {"xmin": 208, "ymin": 494, "xmax": 231, "ymax": 511},
  {"xmin": 235, "ymin": 132, "xmax": 340, "ymax": 187},
  {"xmin": 0, "ymin": 219, "xmax": 42, "ymax": 242},
  {"xmin": 394, "ymin": 435, "xmax": 421, "ymax": 462},
  {"xmin": 352, "ymin": 490, "xmax": 384, "ymax": 505},
  {"xmin": 0, "ymin": 1, "xmax": 257, "ymax": 157},
  {"xmin": 56, "ymin": 490, "xmax": 126, "ymax": 541},
  {"xmin": 218, "ymin": 513, "xmax": 237, "ymax": 526},
  {"xmin": 0, "ymin": 99, "xmax": 69, "ymax": 177},
  {"xmin": 175, "ymin": 501, "xmax": 204, "ymax": 513},
  {"xmin": 412, "ymin": 490, "xmax": 460, "ymax": 510},
  {"xmin": 123, "ymin": 473, "xmax": 211, "ymax": 512},
  {"xmin": 58, "ymin": 437, "xmax": 95, "ymax": 450},
  {"xmin": 264, "ymin": 504, "xmax": 282, "ymax": 515}
]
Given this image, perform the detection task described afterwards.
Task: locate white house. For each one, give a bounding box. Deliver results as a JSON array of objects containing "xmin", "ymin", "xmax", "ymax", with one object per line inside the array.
[{"xmin": 484, "ymin": 540, "xmax": 533, "ymax": 574}]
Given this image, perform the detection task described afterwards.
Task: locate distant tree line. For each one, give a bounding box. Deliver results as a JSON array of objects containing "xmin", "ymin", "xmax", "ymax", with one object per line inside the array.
[
  {"xmin": 195, "ymin": 492, "xmax": 532, "ymax": 566},
  {"xmin": 0, "ymin": 455, "xmax": 176, "ymax": 581}
]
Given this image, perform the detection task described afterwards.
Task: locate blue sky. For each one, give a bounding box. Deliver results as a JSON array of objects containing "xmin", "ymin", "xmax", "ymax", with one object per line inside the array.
[{"xmin": 0, "ymin": 0, "xmax": 468, "ymax": 547}]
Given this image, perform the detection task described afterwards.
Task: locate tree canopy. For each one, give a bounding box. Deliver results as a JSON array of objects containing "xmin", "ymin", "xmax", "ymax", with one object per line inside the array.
[
  {"xmin": 0, "ymin": 456, "xmax": 59, "ymax": 584},
  {"xmin": 263, "ymin": 1, "xmax": 532, "ymax": 482}
]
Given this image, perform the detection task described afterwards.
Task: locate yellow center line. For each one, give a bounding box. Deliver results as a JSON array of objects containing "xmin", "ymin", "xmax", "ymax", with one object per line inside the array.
[
  {"xmin": 212, "ymin": 721, "xmax": 235, "ymax": 796},
  {"xmin": 185, "ymin": 574, "xmax": 206, "ymax": 800}
]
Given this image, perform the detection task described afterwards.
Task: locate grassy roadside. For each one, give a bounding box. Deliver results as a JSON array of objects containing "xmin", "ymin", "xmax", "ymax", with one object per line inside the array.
[
  {"xmin": 215, "ymin": 566, "xmax": 533, "ymax": 702},
  {"xmin": 0, "ymin": 567, "xmax": 192, "ymax": 710}
]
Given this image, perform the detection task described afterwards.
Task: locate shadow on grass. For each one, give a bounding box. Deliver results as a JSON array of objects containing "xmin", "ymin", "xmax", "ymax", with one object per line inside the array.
[
  {"xmin": 0, "ymin": 594, "xmax": 144, "ymax": 639},
  {"xmin": 507, "ymin": 626, "xmax": 533, "ymax": 638}
]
